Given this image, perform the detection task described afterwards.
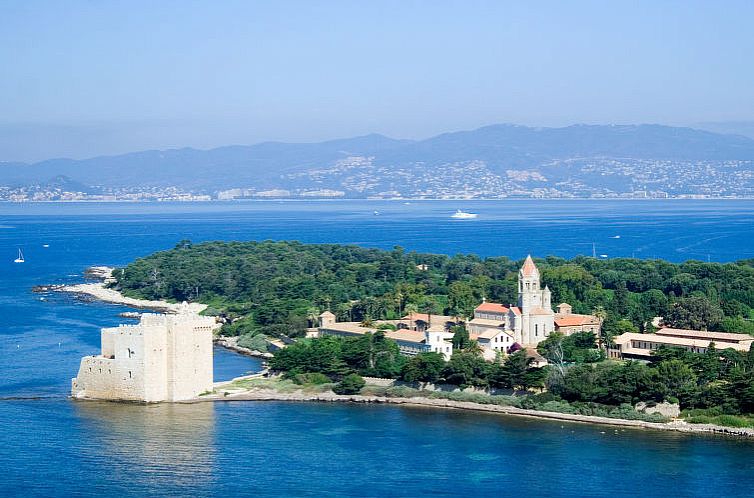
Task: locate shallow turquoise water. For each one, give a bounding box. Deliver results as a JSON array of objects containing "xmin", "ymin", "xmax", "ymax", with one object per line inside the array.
[{"xmin": 1, "ymin": 200, "xmax": 754, "ymax": 497}]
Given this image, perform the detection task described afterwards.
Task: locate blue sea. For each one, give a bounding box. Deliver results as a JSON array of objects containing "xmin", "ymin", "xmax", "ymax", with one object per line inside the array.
[{"xmin": 2, "ymin": 199, "xmax": 754, "ymax": 497}]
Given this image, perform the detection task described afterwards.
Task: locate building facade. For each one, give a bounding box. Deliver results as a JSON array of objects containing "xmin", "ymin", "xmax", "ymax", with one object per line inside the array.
[
  {"xmin": 609, "ymin": 328, "xmax": 754, "ymax": 360},
  {"xmin": 71, "ymin": 310, "xmax": 216, "ymax": 402},
  {"xmin": 318, "ymin": 311, "xmax": 456, "ymax": 360},
  {"xmin": 468, "ymin": 256, "xmax": 599, "ymax": 350}
]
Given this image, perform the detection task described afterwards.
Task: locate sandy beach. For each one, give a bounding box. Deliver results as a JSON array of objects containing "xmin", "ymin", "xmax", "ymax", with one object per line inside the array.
[{"xmin": 58, "ymin": 267, "xmax": 207, "ymax": 314}]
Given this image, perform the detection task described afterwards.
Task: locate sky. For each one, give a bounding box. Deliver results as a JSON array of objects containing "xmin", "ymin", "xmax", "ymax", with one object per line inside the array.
[{"xmin": 1, "ymin": 0, "xmax": 753, "ymax": 162}]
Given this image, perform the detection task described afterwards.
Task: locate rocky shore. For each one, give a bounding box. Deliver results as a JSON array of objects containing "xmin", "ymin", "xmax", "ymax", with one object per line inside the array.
[
  {"xmin": 198, "ymin": 387, "xmax": 754, "ymax": 439},
  {"xmin": 214, "ymin": 336, "xmax": 273, "ymax": 359},
  {"xmin": 54, "ymin": 267, "xmax": 207, "ymax": 314}
]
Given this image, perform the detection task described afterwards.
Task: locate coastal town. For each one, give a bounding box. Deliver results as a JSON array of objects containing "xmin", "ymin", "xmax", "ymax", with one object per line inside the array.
[{"xmin": 4, "ymin": 156, "xmax": 754, "ymax": 201}]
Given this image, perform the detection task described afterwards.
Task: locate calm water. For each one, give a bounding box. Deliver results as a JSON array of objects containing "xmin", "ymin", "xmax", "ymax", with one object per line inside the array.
[{"xmin": 1, "ymin": 200, "xmax": 754, "ymax": 497}]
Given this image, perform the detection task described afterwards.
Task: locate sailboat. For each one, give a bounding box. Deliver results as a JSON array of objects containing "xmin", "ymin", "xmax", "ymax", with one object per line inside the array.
[{"xmin": 14, "ymin": 249, "xmax": 24, "ymax": 263}]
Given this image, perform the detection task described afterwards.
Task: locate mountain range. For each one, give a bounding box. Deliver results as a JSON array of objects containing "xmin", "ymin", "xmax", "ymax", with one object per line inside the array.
[{"xmin": 3, "ymin": 123, "xmax": 754, "ymax": 198}]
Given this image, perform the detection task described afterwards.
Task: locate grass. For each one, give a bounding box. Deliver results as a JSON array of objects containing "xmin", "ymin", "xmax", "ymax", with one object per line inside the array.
[
  {"xmin": 226, "ymin": 376, "xmax": 334, "ymax": 393},
  {"xmin": 683, "ymin": 409, "xmax": 754, "ymax": 428}
]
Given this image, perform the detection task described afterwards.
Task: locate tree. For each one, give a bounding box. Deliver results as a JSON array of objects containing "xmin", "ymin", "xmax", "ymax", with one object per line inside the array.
[
  {"xmin": 493, "ymin": 350, "xmax": 543, "ymax": 390},
  {"xmin": 663, "ymin": 296, "xmax": 723, "ymax": 330},
  {"xmin": 401, "ymin": 352, "xmax": 446, "ymax": 383},
  {"xmin": 655, "ymin": 359, "xmax": 698, "ymax": 402},
  {"xmin": 537, "ymin": 332, "xmax": 567, "ymax": 376},
  {"xmin": 451, "ymin": 325, "xmax": 471, "ymax": 350},
  {"xmin": 340, "ymin": 331, "xmax": 404, "ymax": 378},
  {"xmin": 448, "ymin": 281, "xmax": 476, "ymax": 318},
  {"xmin": 442, "ymin": 350, "xmax": 489, "ymax": 387},
  {"xmin": 333, "ymin": 374, "xmax": 366, "ymax": 395}
]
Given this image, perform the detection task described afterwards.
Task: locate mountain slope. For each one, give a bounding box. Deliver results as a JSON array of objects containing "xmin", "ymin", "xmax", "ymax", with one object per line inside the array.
[{"xmin": 3, "ymin": 124, "xmax": 754, "ymax": 197}]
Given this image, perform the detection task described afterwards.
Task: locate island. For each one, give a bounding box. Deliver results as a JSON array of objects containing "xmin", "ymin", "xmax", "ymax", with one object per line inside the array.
[{"xmin": 69, "ymin": 240, "xmax": 754, "ymax": 435}]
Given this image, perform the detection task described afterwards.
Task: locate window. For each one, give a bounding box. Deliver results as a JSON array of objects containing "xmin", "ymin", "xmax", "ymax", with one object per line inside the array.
[{"xmin": 128, "ymin": 371, "xmax": 132, "ymax": 379}]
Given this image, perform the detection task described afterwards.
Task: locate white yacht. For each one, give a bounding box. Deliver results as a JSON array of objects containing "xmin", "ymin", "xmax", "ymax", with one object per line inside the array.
[
  {"xmin": 14, "ymin": 249, "xmax": 24, "ymax": 263},
  {"xmin": 451, "ymin": 209, "xmax": 478, "ymax": 219}
]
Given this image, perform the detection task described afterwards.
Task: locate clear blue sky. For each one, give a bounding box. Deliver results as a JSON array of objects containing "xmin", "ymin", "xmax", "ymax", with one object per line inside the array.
[{"xmin": 1, "ymin": 0, "xmax": 753, "ymax": 162}]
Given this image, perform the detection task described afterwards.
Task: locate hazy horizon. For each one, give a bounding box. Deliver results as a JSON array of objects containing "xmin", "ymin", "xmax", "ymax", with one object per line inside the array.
[
  {"xmin": 2, "ymin": 1, "xmax": 753, "ymax": 162},
  {"xmin": 5, "ymin": 120, "xmax": 754, "ymax": 165}
]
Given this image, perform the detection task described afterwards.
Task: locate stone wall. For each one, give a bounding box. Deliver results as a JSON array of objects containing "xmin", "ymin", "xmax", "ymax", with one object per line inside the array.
[{"xmin": 72, "ymin": 313, "xmax": 215, "ymax": 402}]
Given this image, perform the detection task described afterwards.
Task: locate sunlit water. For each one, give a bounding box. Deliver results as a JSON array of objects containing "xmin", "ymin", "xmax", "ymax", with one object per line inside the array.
[{"xmin": 1, "ymin": 200, "xmax": 754, "ymax": 497}]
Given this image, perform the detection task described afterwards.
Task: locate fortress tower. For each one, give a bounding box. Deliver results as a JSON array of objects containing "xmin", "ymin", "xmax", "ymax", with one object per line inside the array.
[{"xmin": 71, "ymin": 309, "xmax": 216, "ymax": 402}]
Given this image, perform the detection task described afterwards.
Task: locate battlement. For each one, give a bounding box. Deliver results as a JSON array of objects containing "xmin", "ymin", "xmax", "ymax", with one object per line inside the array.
[{"xmin": 72, "ymin": 311, "xmax": 214, "ymax": 402}]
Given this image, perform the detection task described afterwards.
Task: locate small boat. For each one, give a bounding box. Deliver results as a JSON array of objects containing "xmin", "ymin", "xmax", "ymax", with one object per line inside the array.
[
  {"xmin": 42, "ymin": 244, "xmax": 50, "ymax": 248},
  {"xmin": 600, "ymin": 254, "xmax": 609, "ymax": 258},
  {"xmin": 373, "ymin": 210, "xmax": 380, "ymax": 216},
  {"xmin": 611, "ymin": 235, "xmax": 621, "ymax": 239},
  {"xmin": 13, "ymin": 249, "xmax": 24, "ymax": 263},
  {"xmin": 451, "ymin": 209, "xmax": 478, "ymax": 219}
]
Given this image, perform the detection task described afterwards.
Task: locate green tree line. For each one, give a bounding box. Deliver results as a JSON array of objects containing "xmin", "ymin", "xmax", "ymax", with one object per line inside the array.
[{"xmin": 113, "ymin": 240, "xmax": 754, "ymax": 343}]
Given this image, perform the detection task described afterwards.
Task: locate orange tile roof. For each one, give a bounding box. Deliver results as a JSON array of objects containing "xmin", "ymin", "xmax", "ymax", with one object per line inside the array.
[
  {"xmin": 475, "ymin": 302, "xmax": 509, "ymax": 313},
  {"xmin": 520, "ymin": 255, "xmax": 538, "ymax": 277},
  {"xmin": 554, "ymin": 314, "xmax": 598, "ymax": 327}
]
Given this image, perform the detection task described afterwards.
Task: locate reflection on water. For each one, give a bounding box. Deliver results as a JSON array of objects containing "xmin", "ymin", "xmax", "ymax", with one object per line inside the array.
[{"xmin": 73, "ymin": 401, "xmax": 216, "ymax": 492}]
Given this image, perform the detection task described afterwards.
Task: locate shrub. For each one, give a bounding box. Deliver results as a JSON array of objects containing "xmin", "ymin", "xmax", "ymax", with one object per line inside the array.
[
  {"xmin": 376, "ymin": 323, "xmax": 398, "ymax": 331},
  {"xmin": 237, "ymin": 333, "xmax": 269, "ymax": 352},
  {"xmin": 293, "ymin": 372, "xmax": 331, "ymax": 385},
  {"xmin": 333, "ymin": 374, "xmax": 366, "ymax": 395}
]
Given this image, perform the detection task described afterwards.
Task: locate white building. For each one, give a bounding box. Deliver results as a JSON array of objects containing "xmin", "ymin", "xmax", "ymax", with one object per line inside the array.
[
  {"xmin": 609, "ymin": 328, "xmax": 754, "ymax": 361},
  {"xmin": 318, "ymin": 311, "xmax": 456, "ymax": 360},
  {"xmin": 468, "ymin": 255, "xmax": 555, "ymax": 348},
  {"xmin": 71, "ymin": 309, "xmax": 216, "ymax": 402},
  {"xmin": 468, "ymin": 255, "xmax": 599, "ymax": 350}
]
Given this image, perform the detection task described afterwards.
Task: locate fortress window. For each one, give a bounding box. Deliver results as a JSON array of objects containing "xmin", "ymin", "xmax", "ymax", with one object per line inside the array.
[
  {"xmin": 127, "ymin": 348, "xmax": 134, "ymax": 358},
  {"xmin": 128, "ymin": 371, "xmax": 132, "ymax": 379}
]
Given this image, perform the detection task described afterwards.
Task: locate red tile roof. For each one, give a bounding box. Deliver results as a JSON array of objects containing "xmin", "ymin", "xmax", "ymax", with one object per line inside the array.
[
  {"xmin": 475, "ymin": 302, "xmax": 509, "ymax": 313},
  {"xmin": 554, "ymin": 314, "xmax": 599, "ymax": 327}
]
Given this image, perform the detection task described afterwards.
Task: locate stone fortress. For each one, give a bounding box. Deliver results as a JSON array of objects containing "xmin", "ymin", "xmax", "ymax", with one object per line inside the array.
[{"xmin": 71, "ymin": 305, "xmax": 216, "ymax": 402}]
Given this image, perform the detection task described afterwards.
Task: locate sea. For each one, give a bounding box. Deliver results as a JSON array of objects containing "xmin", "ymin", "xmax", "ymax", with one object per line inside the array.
[{"xmin": 1, "ymin": 199, "xmax": 754, "ymax": 497}]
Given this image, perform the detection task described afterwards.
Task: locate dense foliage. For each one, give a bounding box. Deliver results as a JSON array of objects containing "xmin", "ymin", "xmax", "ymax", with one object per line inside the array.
[
  {"xmin": 114, "ymin": 241, "xmax": 754, "ymax": 345},
  {"xmin": 116, "ymin": 240, "xmax": 754, "ymax": 421},
  {"xmin": 547, "ymin": 343, "xmax": 754, "ymax": 417},
  {"xmin": 270, "ymin": 334, "xmax": 545, "ymax": 390}
]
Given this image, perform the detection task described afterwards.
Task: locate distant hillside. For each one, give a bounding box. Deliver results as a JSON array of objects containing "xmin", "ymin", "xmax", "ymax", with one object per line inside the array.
[{"xmin": 3, "ymin": 123, "xmax": 754, "ymax": 198}]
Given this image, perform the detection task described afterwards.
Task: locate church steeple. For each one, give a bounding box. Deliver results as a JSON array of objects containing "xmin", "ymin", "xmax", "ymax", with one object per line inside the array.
[{"xmin": 518, "ymin": 255, "xmax": 541, "ymax": 312}]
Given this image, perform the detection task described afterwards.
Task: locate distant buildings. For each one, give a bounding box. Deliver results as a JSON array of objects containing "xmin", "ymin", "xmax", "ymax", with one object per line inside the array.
[
  {"xmin": 71, "ymin": 308, "xmax": 217, "ymax": 402},
  {"xmin": 609, "ymin": 328, "xmax": 754, "ymax": 361},
  {"xmin": 319, "ymin": 310, "xmax": 457, "ymax": 360},
  {"xmin": 319, "ymin": 256, "xmax": 601, "ymax": 363}
]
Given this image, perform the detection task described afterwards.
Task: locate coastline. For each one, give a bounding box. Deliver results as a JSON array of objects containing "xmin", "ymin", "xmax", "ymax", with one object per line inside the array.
[
  {"xmin": 195, "ymin": 387, "xmax": 754, "ymax": 439},
  {"xmin": 57, "ymin": 273, "xmax": 207, "ymax": 315},
  {"xmin": 214, "ymin": 336, "xmax": 273, "ymax": 359},
  {"xmin": 58, "ymin": 268, "xmax": 754, "ymax": 440}
]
